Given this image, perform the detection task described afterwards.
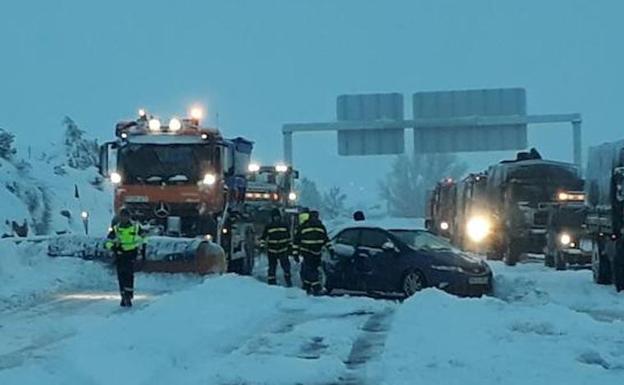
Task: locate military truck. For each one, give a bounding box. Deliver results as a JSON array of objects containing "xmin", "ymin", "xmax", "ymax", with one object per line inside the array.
[
  {"xmin": 426, "ymin": 178, "xmax": 457, "ymax": 239},
  {"xmin": 544, "ymin": 191, "xmax": 591, "ymax": 270},
  {"xmin": 485, "ymin": 151, "xmax": 584, "ymax": 265},
  {"xmin": 453, "ymin": 173, "xmax": 490, "ymax": 252},
  {"xmin": 584, "ymin": 140, "xmax": 624, "ymax": 290}
]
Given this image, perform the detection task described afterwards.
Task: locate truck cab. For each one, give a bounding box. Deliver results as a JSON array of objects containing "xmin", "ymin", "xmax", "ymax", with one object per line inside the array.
[
  {"xmin": 98, "ymin": 110, "xmax": 256, "ymax": 274},
  {"xmin": 245, "ymin": 164, "xmax": 299, "ymax": 241},
  {"xmin": 486, "ymin": 154, "xmax": 584, "ymax": 265},
  {"xmin": 544, "ymin": 191, "xmax": 590, "ymax": 270}
]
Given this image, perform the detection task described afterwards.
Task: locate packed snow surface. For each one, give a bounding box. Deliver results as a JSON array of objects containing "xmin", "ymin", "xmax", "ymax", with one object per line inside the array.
[{"xmin": 1, "ymin": 241, "xmax": 623, "ymax": 384}]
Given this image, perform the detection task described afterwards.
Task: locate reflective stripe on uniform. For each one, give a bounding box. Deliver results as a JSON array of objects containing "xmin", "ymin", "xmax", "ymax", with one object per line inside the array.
[
  {"xmin": 268, "ymin": 238, "xmax": 290, "ymax": 244},
  {"xmin": 268, "ymin": 227, "xmax": 289, "ymax": 234},
  {"xmin": 299, "ymin": 247, "xmax": 322, "ymax": 256},
  {"xmin": 268, "ymin": 247, "xmax": 289, "ymax": 254},
  {"xmin": 301, "ymin": 239, "xmax": 326, "ymax": 245},
  {"xmin": 301, "ymin": 227, "xmax": 326, "ymax": 235}
]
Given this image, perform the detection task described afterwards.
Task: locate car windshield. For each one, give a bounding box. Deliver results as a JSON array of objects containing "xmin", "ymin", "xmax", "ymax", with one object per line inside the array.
[
  {"xmin": 389, "ymin": 229, "xmax": 460, "ymax": 253},
  {"xmin": 118, "ymin": 144, "xmax": 214, "ymax": 184}
]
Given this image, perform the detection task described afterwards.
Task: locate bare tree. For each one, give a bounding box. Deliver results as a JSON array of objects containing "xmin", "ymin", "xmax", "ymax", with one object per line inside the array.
[
  {"xmin": 379, "ymin": 154, "xmax": 467, "ymax": 218},
  {"xmin": 297, "ymin": 177, "xmax": 323, "ymax": 211},
  {"xmin": 322, "ymin": 186, "xmax": 347, "ymax": 220}
]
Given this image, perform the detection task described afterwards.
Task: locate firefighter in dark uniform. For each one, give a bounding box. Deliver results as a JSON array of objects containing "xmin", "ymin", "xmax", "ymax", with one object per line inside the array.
[
  {"xmin": 105, "ymin": 208, "xmax": 144, "ymax": 307},
  {"xmin": 293, "ymin": 210, "xmax": 329, "ymax": 295},
  {"xmin": 260, "ymin": 209, "xmax": 293, "ymax": 287}
]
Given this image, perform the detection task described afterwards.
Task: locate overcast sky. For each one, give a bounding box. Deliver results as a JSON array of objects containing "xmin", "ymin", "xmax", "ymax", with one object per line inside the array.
[{"xmin": 1, "ymin": 0, "xmax": 622, "ymax": 204}]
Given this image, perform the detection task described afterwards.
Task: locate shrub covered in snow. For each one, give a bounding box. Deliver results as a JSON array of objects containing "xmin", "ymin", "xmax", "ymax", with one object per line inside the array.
[{"xmin": 63, "ymin": 116, "xmax": 99, "ymax": 170}]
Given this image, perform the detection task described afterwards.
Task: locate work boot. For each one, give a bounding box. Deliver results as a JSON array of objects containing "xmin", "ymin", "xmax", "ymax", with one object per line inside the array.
[
  {"xmin": 267, "ymin": 277, "xmax": 277, "ymax": 285},
  {"xmin": 120, "ymin": 299, "xmax": 127, "ymax": 307},
  {"xmin": 285, "ymin": 275, "xmax": 293, "ymax": 288}
]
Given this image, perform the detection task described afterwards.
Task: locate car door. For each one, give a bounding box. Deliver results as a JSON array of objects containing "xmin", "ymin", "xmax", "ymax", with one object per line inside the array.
[
  {"xmin": 353, "ymin": 229, "xmax": 398, "ymax": 292},
  {"xmin": 327, "ymin": 228, "xmax": 360, "ymax": 289}
]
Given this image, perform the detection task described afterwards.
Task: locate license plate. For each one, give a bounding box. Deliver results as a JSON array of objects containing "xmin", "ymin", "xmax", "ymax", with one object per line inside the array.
[
  {"xmin": 125, "ymin": 195, "xmax": 149, "ymax": 203},
  {"xmin": 469, "ymin": 276, "xmax": 489, "ymax": 285}
]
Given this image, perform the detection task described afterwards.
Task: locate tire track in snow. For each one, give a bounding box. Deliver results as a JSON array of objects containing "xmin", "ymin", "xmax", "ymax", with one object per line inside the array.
[{"xmin": 329, "ymin": 307, "xmax": 396, "ymax": 385}]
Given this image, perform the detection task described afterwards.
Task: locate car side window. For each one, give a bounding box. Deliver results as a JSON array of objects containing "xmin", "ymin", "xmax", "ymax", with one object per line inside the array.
[
  {"xmin": 359, "ymin": 229, "xmax": 389, "ymax": 249},
  {"xmin": 335, "ymin": 229, "xmax": 359, "ymax": 246}
]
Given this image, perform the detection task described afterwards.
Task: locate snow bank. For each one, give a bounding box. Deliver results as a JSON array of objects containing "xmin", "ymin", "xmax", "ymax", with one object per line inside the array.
[
  {"xmin": 0, "ymin": 240, "xmax": 111, "ymax": 309},
  {"xmin": 378, "ymin": 265, "xmax": 624, "ymax": 385}
]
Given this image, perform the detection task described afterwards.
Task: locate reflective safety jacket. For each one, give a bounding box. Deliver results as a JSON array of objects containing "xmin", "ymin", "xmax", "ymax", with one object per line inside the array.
[
  {"xmin": 293, "ymin": 218, "xmax": 329, "ymax": 257},
  {"xmin": 261, "ymin": 220, "xmax": 291, "ymax": 255},
  {"xmin": 105, "ymin": 222, "xmax": 144, "ymax": 252}
]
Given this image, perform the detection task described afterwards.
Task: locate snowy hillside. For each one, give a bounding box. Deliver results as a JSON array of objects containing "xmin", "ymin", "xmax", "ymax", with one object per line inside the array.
[{"xmin": 0, "ymin": 127, "xmax": 112, "ymax": 238}]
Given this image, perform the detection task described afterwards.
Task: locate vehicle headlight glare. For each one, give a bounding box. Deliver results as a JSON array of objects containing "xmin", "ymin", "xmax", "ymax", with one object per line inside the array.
[
  {"xmin": 467, "ymin": 216, "xmax": 491, "ymax": 243},
  {"xmin": 288, "ymin": 192, "xmax": 297, "ymax": 201},
  {"xmin": 169, "ymin": 118, "xmax": 182, "ymax": 132},
  {"xmin": 148, "ymin": 118, "xmax": 161, "ymax": 132},
  {"xmin": 560, "ymin": 233, "xmax": 572, "ymax": 246},
  {"xmin": 202, "ymin": 173, "xmax": 217, "ymax": 186},
  {"xmin": 248, "ymin": 163, "xmax": 260, "ymax": 173},
  {"xmin": 110, "ymin": 172, "xmax": 122, "ymax": 184},
  {"xmin": 440, "ymin": 221, "xmax": 449, "ymax": 231},
  {"xmin": 275, "ymin": 164, "xmax": 288, "ymax": 173}
]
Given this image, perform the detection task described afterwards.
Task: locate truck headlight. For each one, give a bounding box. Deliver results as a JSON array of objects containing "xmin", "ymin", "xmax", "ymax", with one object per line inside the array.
[
  {"xmin": 560, "ymin": 233, "xmax": 572, "ymax": 246},
  {"xmin": 288, "ymin": 192, "xmax": 297, "ymax": 201},
  {"xmin": 110, "ymin": 172, "xmax": 122, "ymax": 184},
  {"xmin": 467, "ymin": 216, "xmax": 491, "ymax": 243},
  {"xmin": 202, "ymin": 173, "xmax": 217, "ymax": 186},
  {"xmin": 169, "ymin": 118, "xmax": 182, "ymax": 132},
  {"xmin": 275, "ymin": 164, "xmax": 288, "ymax": 173},
  {"xmin": 440, "ymin": 221, "xmax": 449, "ymax": 231},
  {"xmin": 148, "ymin": 118, "xmax": 161, "ymax": 132}
]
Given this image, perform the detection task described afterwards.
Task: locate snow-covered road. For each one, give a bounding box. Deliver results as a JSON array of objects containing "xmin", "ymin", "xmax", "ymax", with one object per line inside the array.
[{"xmin": 1, "ymin": 241, "xmax": 623, "ymax": 385}]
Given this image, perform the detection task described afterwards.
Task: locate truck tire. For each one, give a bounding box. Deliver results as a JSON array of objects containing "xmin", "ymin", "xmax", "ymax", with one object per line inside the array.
[
  {"xmin": 592, "ymin": 239, "xmax": 612, "ymax": 285},
  {"xmin": 554, "ymin": 250, "xmax": 567, "ymax": 271},
  {"xmin": 504, "ymin": 241, "xmax": 520, "ymax": 266},
  {"xmin": 544, "ymin": 253, "xmax": 555, "ymax": 268},
  {"xmin": 613, "ymin": 238, "xmax": 624, "ymax": 292}
]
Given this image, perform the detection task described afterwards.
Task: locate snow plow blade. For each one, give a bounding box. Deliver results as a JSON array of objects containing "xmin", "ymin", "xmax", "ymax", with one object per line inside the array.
[{"xmin": 47, "ymin": 235, "xmax": 226, "ymax": 275}]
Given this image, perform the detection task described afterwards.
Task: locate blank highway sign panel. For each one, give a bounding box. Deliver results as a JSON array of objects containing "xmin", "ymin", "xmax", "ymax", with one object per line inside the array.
[
  {"xmin": 337, "ymin": 93, "xmax": 405, "ymax": 156},
  {"xmin": 412, "ymin": 88, "xmax": 528, "ymax": 153}
]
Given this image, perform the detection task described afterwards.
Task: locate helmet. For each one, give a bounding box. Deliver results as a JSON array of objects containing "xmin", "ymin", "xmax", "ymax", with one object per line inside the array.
[
  {"xmin": 353, "ymin": 210, "xmax": 365, "ymax": 221},
  {"xmin": 119, "ymin": 208, "xmax": 131, "ymax": 219}
]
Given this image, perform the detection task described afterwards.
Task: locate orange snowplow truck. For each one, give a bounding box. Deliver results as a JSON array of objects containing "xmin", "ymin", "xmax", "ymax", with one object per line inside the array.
[{"xmin": 97, "ymin": 109, "xmax": 256, "ymax": 275}]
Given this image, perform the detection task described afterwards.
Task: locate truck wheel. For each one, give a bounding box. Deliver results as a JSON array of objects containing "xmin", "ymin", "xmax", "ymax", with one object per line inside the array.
[
  {"xmin": 544, "ymin": 253, "xmax": 555, "ymax": 268},
  {"xmin": 612, "ymin": 239, "xmax": 624, "ymax": 291},
  {"xmin": 592, "ymin": 239, "xmax": 612, "ymax": 285},
  {"xmin": 504, "ymin": 241, "xmax": 520, "ymax": 266},
  {"xmin": 555, "ymin": 250, "xmax": 567, "ymax": 271}
]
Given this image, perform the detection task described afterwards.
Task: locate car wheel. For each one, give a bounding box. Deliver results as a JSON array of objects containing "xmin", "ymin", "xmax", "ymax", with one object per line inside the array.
[
  {"xmin": 402, "ymin": 270, "xmax": 425, "ymax": 297},
  {"xmin": 555, "ymin": 250, "xmax": 567, "ymax": 271},
  {"xmin": 592, "ymin": 238, "xmax": 612, "ymax": 285}
]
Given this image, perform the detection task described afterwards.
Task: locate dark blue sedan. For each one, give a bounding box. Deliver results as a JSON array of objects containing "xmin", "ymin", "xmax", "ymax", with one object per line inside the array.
[{"xmin": 321, "ymin": 225, "xmax": 493, "ymax": 297}]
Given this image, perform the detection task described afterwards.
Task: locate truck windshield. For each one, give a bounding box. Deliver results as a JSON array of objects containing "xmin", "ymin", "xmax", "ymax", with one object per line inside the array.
[
  {"xmin": 511, "ymin": 181, "xmax": 582, "ymax": 203},
  {"xmin": 118, "ymin": 144, "xmax": 214, "ymax": 184}
]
